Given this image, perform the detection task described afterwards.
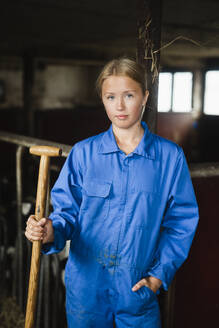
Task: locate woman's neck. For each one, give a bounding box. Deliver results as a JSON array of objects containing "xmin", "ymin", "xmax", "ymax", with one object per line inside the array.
[{"xmin": 112, "ymin": 122, "xmax": 144, "ymax": 154}]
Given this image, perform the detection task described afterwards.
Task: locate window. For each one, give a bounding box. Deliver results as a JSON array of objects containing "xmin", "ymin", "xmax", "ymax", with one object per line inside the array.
[
  {"xmin": 204, "ymin": 70, "xmax": 219, "ymax": 115},
  {"xmin": 158, "ymin": 72, "xmax": 193, "ymax": 112},
  {"xmin": 157, "ymin": 73, "xmax": 172, "ymax": 112}
]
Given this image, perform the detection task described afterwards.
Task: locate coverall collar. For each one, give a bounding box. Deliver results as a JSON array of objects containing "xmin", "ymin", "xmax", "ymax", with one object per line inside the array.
[{"xmin": 99, "ymin": 121, "xmax": 156, "ymax": 160}]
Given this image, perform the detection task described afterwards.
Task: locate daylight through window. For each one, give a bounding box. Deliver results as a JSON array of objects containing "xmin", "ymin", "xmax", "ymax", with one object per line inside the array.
[
  {"xmin": 204, "ymin": 71, "xmax": 219, "ymax": 115},
  {"xmin": 158, "ymin": 72, "xmax": 193, "ymax": 113}
]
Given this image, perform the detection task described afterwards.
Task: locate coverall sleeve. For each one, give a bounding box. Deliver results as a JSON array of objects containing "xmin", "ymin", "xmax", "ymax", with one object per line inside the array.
[
  {"xmin": 42, "ymin": 145, "xmax": 83, "ymax": 254},
  {"xmin": 147, "ymin": 148, "xmax": 199, "ymax": 290}
]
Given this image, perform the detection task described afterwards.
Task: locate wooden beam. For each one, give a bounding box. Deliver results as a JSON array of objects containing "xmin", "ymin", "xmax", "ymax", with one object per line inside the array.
[
  {"xmin": 137, "ymin": 3, "xmax": 176, "ymax": 328},
  {"xmin": 136, "ymin": 0, "xmax": 162, "ymax": 133}
]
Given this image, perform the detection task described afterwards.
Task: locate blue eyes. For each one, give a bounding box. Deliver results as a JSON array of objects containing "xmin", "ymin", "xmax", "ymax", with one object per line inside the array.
[
  {"xmin": 106, "ymin": 94, "xmax": 133, "ymax": 100},
  {"xmin": 107, "ymin": 95, "xmax": 115, "ymax": 100}
]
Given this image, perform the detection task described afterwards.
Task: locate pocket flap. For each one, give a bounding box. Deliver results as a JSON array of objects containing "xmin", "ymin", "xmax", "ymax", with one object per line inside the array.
[{"xmin": 83, "ymin": 179, "xmax": 111, "ymax": 197}]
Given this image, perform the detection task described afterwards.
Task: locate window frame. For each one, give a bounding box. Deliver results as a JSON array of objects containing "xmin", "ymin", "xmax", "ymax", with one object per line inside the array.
[
  {"xmin": 203, "ymin": 69, "xmax": 219, "ymax": 116},
  {"xmin": 158, "ymin": 69, "xmax": 194, "ymax": 113}
]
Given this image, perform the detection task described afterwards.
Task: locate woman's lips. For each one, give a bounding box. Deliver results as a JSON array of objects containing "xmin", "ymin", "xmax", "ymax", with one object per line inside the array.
[{"xmin": 116, "ymin": 115, "xmax": 128, "ymax": 119}]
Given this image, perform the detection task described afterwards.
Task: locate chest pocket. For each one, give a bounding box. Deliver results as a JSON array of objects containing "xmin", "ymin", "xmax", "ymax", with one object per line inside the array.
[{"xmin": 80, "ymin": 178, "xmax": 112, "ymax": 221}]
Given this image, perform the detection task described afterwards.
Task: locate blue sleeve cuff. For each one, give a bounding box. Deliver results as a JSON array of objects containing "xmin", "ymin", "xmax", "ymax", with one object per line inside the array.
[
  {"xmin": 147, "ymin": 260, "xmax": 174, "ymax": 291},
  {"xmin": 42, "ymin": 220, "xmax": 67, "ymax": 255}
]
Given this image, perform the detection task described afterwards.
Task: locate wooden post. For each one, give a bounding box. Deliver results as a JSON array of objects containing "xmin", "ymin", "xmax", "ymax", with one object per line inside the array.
[
  {"xmin": 136, "ymin": 0, "xmax": 162, "ymax": 133},
  {"xmin": 137, "ymin": 2, "xmax": 175, "ymax": 328}
]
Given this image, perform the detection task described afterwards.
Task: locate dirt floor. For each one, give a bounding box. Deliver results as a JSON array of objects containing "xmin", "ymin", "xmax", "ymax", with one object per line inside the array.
[{"xmin": 0, "ymin": 296, "xmax": 25, "ymax": 328}]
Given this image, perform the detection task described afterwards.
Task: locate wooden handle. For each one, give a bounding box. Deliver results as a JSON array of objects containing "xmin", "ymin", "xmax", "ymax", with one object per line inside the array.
[
  {"xmin": 25, "ymin": 241, "xmax": 42, "ymax": 328},
  {"xmin": 30, "ymin": 145, "xmax": 62, "ymax": 157},
  {"xmin": 25, "ymin": 146, "xmax": 61, "ymax": 328},
  {"xmin": 34, "ymin": 155, "xmax": 50, "ymax": 221}
]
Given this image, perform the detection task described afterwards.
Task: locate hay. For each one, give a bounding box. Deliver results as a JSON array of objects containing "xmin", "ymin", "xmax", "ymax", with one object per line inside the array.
[
  {"xmin": 0, "ymin": 297, "xmax": 25, "ymax": 328},
  {"xmin": 138, "ymin": 17, "xmax": 202, "ymax": 84}
]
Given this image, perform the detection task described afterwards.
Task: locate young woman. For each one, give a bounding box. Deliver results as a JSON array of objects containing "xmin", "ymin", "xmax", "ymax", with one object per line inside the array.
[{"xmin": 25, "ymin": 58, "xmax": 199, "ymax": 328}]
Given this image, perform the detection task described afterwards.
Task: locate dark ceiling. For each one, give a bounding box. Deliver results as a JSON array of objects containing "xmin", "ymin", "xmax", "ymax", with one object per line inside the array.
[{"xmin": 1, "ymin": 0, "xmax": 219, "ymax": 63}]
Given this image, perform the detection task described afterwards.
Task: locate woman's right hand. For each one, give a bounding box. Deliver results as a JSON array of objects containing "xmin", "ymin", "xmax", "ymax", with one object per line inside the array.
[{"xmin": 25, "ymin": 215, "xmax": 54, "ymax": 244}]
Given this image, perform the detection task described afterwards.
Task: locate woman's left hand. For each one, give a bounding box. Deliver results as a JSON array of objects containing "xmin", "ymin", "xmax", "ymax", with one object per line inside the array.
[{"xmin": 132, "ymin": 276, "xmax": 162, "ymax": 293}]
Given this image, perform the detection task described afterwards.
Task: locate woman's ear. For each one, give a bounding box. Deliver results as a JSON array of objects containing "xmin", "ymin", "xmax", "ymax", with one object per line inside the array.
[{"xmin": 143, "ymin": 90, "xmax": 149, "ymax": 106}]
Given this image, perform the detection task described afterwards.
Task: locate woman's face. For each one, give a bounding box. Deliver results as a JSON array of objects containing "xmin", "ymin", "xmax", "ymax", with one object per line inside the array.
[{"xmin": 101, "ymin": 75, "xmax": 149, "ymax": 130}]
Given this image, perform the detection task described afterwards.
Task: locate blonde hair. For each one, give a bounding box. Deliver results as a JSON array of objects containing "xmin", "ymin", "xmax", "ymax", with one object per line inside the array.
[{"xmin": 96, "ymin": 57, "xmax": 147, "ymax": 97}]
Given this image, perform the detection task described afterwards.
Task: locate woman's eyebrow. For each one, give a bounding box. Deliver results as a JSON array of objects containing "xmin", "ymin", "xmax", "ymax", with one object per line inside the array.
[
  {"xmin": 124, "ymin": 89, "xmax": 136, "ymax": 92},
  {"xmin": 103, "ymin": 89, "xmax": 137, "ymax": 95}
]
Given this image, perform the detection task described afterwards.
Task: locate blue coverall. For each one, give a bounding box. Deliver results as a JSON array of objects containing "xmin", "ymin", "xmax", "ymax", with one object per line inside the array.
[{"xmin": 43, "ymin": 121, "xmax": 199, "ymax": 328}]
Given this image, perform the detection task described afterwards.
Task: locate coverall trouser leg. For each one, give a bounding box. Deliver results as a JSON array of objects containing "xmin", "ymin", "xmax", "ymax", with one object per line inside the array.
[{"xmin": 65, "ymin": 264, "xmax": 161, "ymax": 328}]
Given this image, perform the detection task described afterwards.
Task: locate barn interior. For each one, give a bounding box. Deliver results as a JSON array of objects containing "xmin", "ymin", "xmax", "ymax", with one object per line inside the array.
[{"xmin": 0, "ymin": 0, "xmax": 219, "ymax": 327}]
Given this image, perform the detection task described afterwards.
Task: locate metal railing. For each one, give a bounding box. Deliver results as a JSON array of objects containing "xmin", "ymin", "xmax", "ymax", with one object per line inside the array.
[
  {"xmin": 0, "ymin": 130, "xmax": 219, "ymax": 328},
  {"xmin": 0, "ymin": 131, "xmax": 71, "ymax": 328}
]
